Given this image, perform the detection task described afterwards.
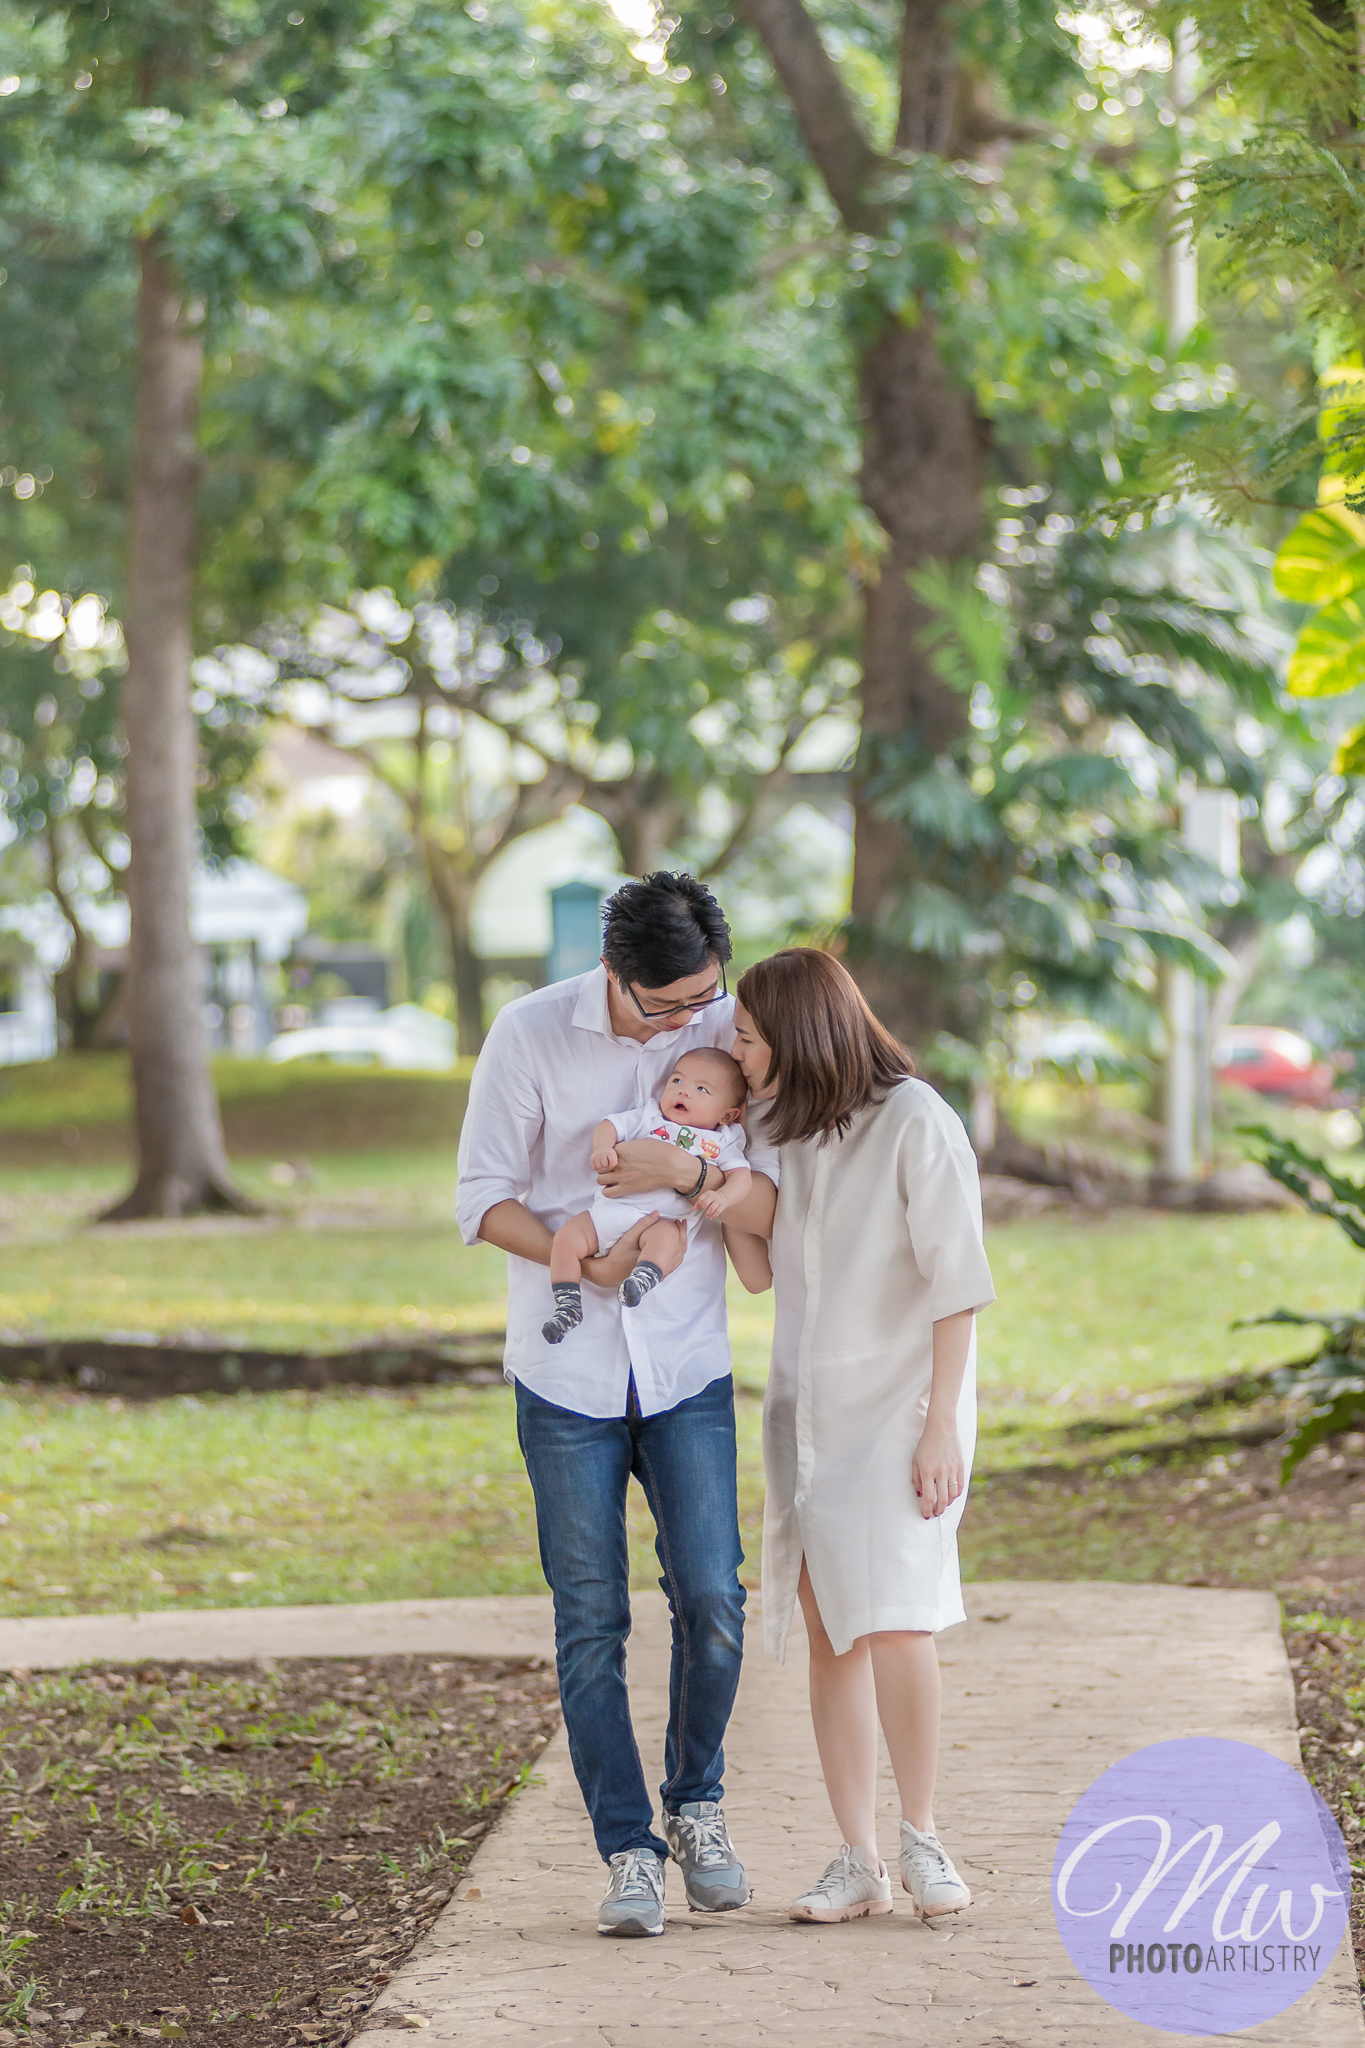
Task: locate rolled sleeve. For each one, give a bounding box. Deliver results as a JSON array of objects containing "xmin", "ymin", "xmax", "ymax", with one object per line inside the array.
[
  {"xmin": 455, "ymin": 1011, "xmax": 544, "ymax": 1247},
  {"xmin": 903, "ymin": 1132, "xmax": 996, "ymax": 1322}
]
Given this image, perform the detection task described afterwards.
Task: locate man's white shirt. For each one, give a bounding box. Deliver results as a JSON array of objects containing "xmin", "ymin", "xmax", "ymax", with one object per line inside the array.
[{"xmin": 456, "ymin": 966, "xmax": 778, "ymax": 1419}]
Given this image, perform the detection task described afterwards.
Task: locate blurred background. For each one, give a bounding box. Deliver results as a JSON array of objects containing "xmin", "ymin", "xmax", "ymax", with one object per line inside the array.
[{"xmin": 2, "ymin": 0, "xmax": 1365, "ymax": 1625}]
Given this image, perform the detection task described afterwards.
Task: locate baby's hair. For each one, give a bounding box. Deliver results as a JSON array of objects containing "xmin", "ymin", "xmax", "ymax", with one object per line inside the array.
[{"xmin": 675, "ymin": 1046, "xmax": 747, "ymax": 1104}]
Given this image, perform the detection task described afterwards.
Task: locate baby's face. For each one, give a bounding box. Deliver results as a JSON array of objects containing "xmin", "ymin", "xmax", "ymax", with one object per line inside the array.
[{"xmin": 661, "ymin": 1058, "xmax": 742, "ymax": 1130}]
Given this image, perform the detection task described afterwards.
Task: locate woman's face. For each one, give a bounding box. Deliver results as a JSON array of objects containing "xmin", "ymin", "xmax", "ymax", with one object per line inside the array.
[{"xmin": 731, "ymin": 1002, "xmax": 776, "ymax": 1099}]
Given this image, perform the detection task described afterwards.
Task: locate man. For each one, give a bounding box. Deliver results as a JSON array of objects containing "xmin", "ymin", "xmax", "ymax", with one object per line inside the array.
[{"xmin": 456, "ymin": 872, "xmax": 777, "ymax": 1937}]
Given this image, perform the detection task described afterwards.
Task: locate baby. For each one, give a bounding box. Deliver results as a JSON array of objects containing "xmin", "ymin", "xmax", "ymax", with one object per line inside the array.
[{"xmin": 541, "ymin": 1047, "xmax": 752, "ymax": 1344}]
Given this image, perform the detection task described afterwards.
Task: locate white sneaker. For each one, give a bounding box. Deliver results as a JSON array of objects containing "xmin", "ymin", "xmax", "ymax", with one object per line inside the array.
[
  {"xmin": 899, "ymin": 1821, "xmax": 971, "ymax": 1918},
  {"xmin": 789, "ymin": 1844, "xmax": 893, "ymax": 1923}
]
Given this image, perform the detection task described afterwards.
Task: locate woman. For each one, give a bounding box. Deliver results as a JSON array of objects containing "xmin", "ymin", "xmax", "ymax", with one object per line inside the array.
[{"xmin": 728, "ymin": 948, "xmax": 994, "ymax": 1925}]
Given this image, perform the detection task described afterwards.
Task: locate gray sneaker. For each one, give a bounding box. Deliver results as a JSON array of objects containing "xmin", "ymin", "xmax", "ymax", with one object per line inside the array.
[
  {"xmin": 598, "ymin": 1847, "xmax": 666, "ymax": 1937},
  {"xmin": 664, "ymin": 1800, "xmax": 751, "ymax": 1911}
]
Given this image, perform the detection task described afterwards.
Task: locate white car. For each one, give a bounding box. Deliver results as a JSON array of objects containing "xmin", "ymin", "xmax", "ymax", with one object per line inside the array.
[{"xmin": 265, "ymin": 1002, "xmax": 457, "ymax": 1072}]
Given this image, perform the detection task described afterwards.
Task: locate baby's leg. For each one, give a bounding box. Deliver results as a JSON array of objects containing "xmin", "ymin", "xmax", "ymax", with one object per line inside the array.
[
  {"xmin": 619, "ymin": 1217, "xmax": 688, "ymax": 1309},
  {"xmin": 550, "ymin": 1212, "xmax": 600, "ymax": 1283},
  {"xmin": 543, "ymin": 1212, "xmax": 601, "ymax": 1344},
  {"xmin": 639, "ymin": 1218, "xmax": 687, "ymax": 1277}
]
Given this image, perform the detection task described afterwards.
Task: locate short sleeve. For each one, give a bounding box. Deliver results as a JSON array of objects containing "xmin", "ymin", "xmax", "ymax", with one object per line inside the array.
[
  {"xmin": 742, "ymin": 1097, "xmax": 782, "ymax": 1188},
  {"xmin": 900, "ymin": 1114, "xmax": 996, "ymax": 1321},
  {"xmin": 717, "ymin": 1124, "xmax": 749, "ymax": 1169},
  {"xmin": 605, "ymin": 1104, "xmax": 656, "ymax": 1144}
]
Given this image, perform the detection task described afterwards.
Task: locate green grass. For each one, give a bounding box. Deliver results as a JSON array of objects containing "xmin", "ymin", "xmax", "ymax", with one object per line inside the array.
[
  {"xmin": 0, "ymin": 1196, "xmax": 1360, "ymax": 1617},
  {"xmin": 3, "ymin": 1053, "xmax": 1363, "ymax": 1616},
  {"xmin": 976, "ymin": 1207, "xmax": 1363, "ymax": 1434},
  {"xmin": 0, "ymin": 1054, "xmax": 471, "ymax": 1171}
]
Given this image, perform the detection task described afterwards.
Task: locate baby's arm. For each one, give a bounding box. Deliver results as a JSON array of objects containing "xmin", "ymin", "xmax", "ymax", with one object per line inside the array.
[
  {"xmin": 723, "ymin": 1221, "xmax": 772, "ymax": 1293},
  {"xmin": 589, "ymin": 1118, "xmax": 621, "ymax": 1173},
  {"xmin": 695, "ymin": 1162, "xmax": 752, "ymax": 1220}
]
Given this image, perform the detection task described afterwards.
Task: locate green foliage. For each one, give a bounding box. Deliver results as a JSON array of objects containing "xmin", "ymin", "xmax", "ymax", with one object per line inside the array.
[
  {"xmin": 1272, "ymin": 499, "xmax": 1365, "ymax": 710},
  {"xmin": 861, "ymin": 515, "xmax": 1283, "ymax": 1055},
  {"xmin": 1140, "ymin": 1, "xmax": 1365, "ymax": 514},
  {"xmin": 1238, "ymin": 1123, "xmax": 1365, "ymax": 1476}
]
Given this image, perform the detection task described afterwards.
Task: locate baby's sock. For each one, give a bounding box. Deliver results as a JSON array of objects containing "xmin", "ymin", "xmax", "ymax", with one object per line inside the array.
[
  {"xmin": 618, "ymin": 1261, "xmax": 664, "ymax": 1309},
  {"xmin": 541, "ymin": 1282, "xmax": 583, "ymax": 1345}
]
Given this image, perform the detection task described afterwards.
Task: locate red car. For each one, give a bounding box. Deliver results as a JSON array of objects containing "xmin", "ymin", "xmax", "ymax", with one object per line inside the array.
[{"xmin": 1212, "ymin": 1026, "xmax": 1337, "ymax": 1104}]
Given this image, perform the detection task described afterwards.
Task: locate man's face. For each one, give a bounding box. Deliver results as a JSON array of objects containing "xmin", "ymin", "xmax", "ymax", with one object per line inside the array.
[{"xmin": 604, "ymin": 959, "xmax": 726, "ymax": 1040}]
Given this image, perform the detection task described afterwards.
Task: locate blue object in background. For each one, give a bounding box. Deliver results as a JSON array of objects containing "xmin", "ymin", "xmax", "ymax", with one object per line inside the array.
[{"xmin": 548, "ymin": 879, "xmax": 606, "ymax": 984}]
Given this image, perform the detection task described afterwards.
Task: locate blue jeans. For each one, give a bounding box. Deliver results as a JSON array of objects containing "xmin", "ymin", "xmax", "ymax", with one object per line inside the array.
[{"xmin": 514, "ymin": 1371, "xmax": 746, "ymax": 1862}]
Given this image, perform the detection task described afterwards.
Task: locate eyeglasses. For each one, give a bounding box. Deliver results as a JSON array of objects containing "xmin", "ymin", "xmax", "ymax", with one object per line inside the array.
[{"xmin": 623, "ymin": 964, "xmax": 729, "ymax": 1022}]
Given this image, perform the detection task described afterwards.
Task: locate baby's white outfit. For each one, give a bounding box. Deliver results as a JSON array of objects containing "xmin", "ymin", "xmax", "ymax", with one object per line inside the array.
[{"xmin": 589, "ymin": 1101, "xmax": 748, "ymax": 1253}]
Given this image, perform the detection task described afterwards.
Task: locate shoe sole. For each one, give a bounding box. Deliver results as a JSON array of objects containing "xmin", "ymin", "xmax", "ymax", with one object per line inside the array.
[
  {"xmin": 902, "ymin": 1878, "xmax": 972, "ymax": 1920},
  {"xmin": 598, "ymin": 1918, "xmax": 664, "ymax": 1937},
  {"xmin": 789, "ymin": 1898, "xmax": 893, "ymax": 1922},
  {"xmin": 686, "ymin": 1892, "xmax": 751, "ymax": 1912}
]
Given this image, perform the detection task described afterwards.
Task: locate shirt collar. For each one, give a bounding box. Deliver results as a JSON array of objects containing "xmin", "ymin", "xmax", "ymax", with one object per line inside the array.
[
  {"xmin": 571, "ymin": 964, "xmax": 615, "ymax": 1038},
  {"xmin": 572, "ymin": 963, "xmax": 719, "ymax": 1048}
]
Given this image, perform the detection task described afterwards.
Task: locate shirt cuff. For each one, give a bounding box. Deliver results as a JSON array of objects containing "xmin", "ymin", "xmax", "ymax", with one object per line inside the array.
[{"xmin": 455, "ymin": 1183, "xmax": 519, "ymax": 1249}]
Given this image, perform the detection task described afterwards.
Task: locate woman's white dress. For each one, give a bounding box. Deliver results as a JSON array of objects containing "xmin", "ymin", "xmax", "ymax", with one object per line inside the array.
[{"xmin": 761, "ymin": 1078, "xmax": 996, "ymax": 1660}]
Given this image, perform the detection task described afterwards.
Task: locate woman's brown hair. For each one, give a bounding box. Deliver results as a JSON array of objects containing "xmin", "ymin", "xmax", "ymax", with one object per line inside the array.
[{"xmin": 735, "ymin": 948, "xmax": 913, "ymax": 1146}]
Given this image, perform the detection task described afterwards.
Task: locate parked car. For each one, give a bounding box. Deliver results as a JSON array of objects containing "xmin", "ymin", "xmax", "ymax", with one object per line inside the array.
[
  {"xmin": 265, "ymin": 1002, "xmax": 457, "ymax": 1072},
  {"xmin": 1212, "ymin": 1025, "xmax": 1337, "ymax": 1104}
]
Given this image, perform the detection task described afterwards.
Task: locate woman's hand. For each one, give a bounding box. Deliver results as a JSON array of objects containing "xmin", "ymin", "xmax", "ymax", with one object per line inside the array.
[
  {"xmin": 596, "ymin": 1137, "xmax": 696, "ymax": 1201},
  {"xmin": 911, "ymin": 1410, "xmax": 965, "ymax": 1520},
  {"xmin": 582, "ymin": 1213, "xmax": 659, "ymax": 1288}
]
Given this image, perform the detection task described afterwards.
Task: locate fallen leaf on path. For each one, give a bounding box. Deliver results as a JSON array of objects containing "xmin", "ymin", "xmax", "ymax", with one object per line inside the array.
[
  {"xmin": 178, "ymin": 1902, "xmax": 208, "ymax": 1926},
  {"xmin": 1014, "ymin": 1977, "xmax": 1038, "ymax": 1987}
]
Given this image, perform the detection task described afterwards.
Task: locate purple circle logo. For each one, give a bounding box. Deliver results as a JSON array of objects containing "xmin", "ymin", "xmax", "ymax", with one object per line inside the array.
[{"xmin": 1051, "ymin": 1737, "xmax": 1351, "ymax": 2036}]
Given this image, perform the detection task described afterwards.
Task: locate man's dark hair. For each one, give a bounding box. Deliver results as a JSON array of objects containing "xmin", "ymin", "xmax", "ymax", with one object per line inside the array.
[{"xmin": 601, "ymin": 871, "xmax": 732, "ymax": 991}]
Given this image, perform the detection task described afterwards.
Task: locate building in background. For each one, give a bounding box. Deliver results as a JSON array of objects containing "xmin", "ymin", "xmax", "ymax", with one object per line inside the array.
[{"xmin": 0, "ymin": 859, "xmax": 308, "ymax": 1066}]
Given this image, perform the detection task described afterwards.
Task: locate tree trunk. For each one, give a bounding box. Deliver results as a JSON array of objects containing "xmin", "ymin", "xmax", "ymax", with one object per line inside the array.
[
  {"xmin": 735, "ymin": 0, "xmax": 988, "ymax": 1055},
  {"xmin": 418, "ymin": 836, "xmax": 486, "ymax": 1056},
  {"xmin": 582, "ymin": 775, "xmax": 689, "ymax": 875},
  {"xmin": 848, "ymin": 311, "xmax": 985, "ymax": 1049},
  {"xmin": 101, "ymin": 240, "xmax": 256, "ymax": 1222},
  {"xmin": 449, "ymin": 922, "xmax": 487, "ymax": 1060}
]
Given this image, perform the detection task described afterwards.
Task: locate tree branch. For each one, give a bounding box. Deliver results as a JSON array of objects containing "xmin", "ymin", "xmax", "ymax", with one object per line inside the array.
[
  {"xmin": 754, "ymin": 234, "xmax": 846, "ymax": 277},
  {"xmin": 734, "ymin": 0, "xmax": 885, "ymax": 228}
]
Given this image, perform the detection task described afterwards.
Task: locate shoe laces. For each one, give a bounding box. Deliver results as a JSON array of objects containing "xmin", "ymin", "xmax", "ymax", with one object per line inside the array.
[
  {"xmin": 908, "ymin": 1835, "xmax": 949, "ymax": 1875},
  {"xmin": 673, "ymin": 1809, "xmax": 732, "ymax": 1870},
  {"xmin": 807, "ymin": 1846, "xmax": 859, "ymax": 1897},
  {"xmin": 610, "ymin": 1849, "xmax": 662, "ymax": 1901}
]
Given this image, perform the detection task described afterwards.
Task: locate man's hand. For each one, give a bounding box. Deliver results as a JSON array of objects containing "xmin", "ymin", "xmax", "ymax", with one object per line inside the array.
[
  {"xmin": 596, "ymin": 1137, "xmax": 699, "ymax": 1201},
  {"xmin": 590, "ymin": 1143, "xmax": 620, "ymax": 1173},
  {"xmin": 911, "ymin": 1410, "xmax": 965, "ymax": 1520},
  {"xmin": 582, "ymin": 1213, "xmax": 660, "ymax": 1288}
]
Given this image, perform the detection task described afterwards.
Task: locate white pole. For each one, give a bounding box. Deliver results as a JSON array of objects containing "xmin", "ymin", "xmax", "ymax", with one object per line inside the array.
[
  {"xmin": 1163, "ymin": 965, "xmax": 1197, "ymax": 1181},
  {"xmin": 1159, "ymin": 19, "xmax": 1201, "ymax": 1182},
  {"xmin": 1166, "ymin": 17, "xmax": 1198, "ymax": 349}
]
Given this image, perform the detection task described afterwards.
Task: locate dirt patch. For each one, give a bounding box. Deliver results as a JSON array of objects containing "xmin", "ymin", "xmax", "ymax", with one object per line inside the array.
[
  {"xmin": 0, "ymin": 1652, "xmax": 560, "ymax": 2045},
  {"xmin": 1283, "ymin": 1618, "xmax": 1365, "ymax": 2009}
]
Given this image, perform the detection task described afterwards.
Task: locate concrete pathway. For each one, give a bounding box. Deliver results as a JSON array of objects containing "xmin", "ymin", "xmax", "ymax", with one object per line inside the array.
[
  {"xmin": 359, "ymin": 1584, "xmax": 1363, "ymax": 2048},
  {"xmin": 6, "ymin": 1585, "xmax": 1360, "ymax": 2044},
  {"xmin": 0, "ymin": 1594, "xmax": 553, "ymax": 1671}
]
